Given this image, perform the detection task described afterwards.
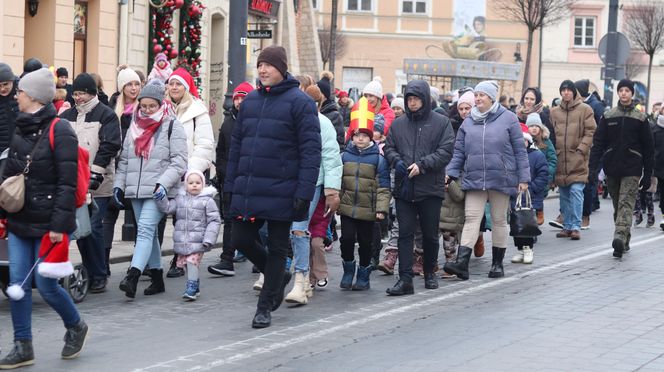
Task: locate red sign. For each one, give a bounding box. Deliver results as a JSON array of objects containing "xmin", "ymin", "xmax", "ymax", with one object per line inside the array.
[{"xmin": 249, "ymin": 0, "xmax": 280, "ymax": 19}]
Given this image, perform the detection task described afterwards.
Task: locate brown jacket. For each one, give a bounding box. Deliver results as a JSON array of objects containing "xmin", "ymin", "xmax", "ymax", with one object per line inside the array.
[{"xmin": 550, "ymin": 96, "xmax": 596, "ymax": 186}]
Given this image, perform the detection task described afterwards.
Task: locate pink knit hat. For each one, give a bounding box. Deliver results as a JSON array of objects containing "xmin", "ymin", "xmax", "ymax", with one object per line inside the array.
[
  {"xmin": 457, "ymin": 90, "xmax": 475, "ymax": 108},
  {"xmin": 185, "ymin": 169, "xmax": 206, "ymax": 186}
]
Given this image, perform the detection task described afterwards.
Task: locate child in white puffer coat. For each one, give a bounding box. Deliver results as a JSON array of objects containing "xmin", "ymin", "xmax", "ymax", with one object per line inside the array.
[{"xmin": 157, "ymin": 169, "xmax": 221, "ymax": 300}]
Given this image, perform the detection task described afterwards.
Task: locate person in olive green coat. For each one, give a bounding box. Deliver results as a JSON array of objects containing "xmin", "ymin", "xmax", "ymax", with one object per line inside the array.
[
  {"xmin": 439, "ymin": 178, "xmax": 465, "ymax": 273},
  {"xmin": 338, "ymin": 129, "xmax": 391, "ymax": 291}
]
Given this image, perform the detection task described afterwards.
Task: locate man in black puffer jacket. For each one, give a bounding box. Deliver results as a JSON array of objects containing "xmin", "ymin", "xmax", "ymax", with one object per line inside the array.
[
  {"xmin": 60, "ymin": 72, "xmax": 122, "ymax": 293},
  {"xmin": 383, "ymin": 79, "xmax": 455, "ymax": 295},
  {"xmin": 0, "ymin": 63, "xmax": 18, "ymax": 154}
]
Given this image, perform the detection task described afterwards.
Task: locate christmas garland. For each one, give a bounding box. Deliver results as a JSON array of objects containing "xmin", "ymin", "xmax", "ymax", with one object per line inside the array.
[{"xmin": 150, "ymin": 0, "xmax": 205, "ymax": 95}]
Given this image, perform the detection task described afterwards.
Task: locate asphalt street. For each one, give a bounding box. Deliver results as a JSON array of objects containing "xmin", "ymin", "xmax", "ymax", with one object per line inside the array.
[{"xmin": 2, "ymin": 196, "xmax": 664, "ymax": 372}]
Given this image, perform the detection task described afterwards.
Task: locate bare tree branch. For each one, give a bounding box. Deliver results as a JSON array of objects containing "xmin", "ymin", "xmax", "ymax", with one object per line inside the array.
[
  {"xmin": 625, "ymin": 54, "xmax": 646, "ymax": 80},
  {"xmin": 623, "ymin": 1, "xmax": 664, "ymax": 108},
  {"xmin": 492, "ymin": 0, "xmax": 572, "ymax": 91},
  {"xmin": 319, "ymin": 29, "xmax": 347, "ymax": 69}
]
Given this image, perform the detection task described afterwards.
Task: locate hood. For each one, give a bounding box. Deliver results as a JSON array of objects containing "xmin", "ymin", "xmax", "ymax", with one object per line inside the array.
[
  {"xmin": 345, "ymin": 140, "xmax": 378, "ymax": 156},
  {"xmin": 404, "ymin": 80, "xmax": 432, "ymax": 120},
  {"xmin": 256, "ymin": 73, "xmax": 301, "ymax": 96},
  {"xmin": 560, "ymin": 95, "xmax": 583, "ymax": 111},
  {"xmin": 320, "ymin": 99, "xmax": 339, "ymax": 114}
]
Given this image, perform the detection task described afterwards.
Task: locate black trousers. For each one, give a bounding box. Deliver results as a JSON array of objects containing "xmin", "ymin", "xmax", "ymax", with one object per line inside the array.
[
  {"xmin": 340, "ymin": 216, "xmax": 374, "ymax": 267},
  {"xmin": 395, "ymin": 197, "xmax": 442, "ymax": 280},
  {"xmin": 219, "ymin": 194, "xmax": 235, "ymax": 261},
  {"xmin": 231, "ymin": 219, "xmax": 291, "ymax": 311},
  {"xmin": 583, "ymin": 181, "xmax": 596, "ymax": 217}
]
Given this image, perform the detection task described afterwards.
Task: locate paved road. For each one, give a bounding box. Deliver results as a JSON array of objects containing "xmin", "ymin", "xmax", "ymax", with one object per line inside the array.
[{"xmin": 2, "ymin": 197, "xmax": 664, "ymax": 372}]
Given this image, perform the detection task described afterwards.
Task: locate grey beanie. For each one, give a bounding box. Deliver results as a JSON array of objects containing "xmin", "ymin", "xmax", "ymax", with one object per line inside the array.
[
  {"xmin": 137, "ymin": 79, "xmax": 165, "ymax": 105},
  {"xmin": 18, "ymin": 68, "xmax": 55, "ymax": 105},
  {"xmin": 0, "ymin": 63, "xmax": 15, "ymax": 82},
  {"xmin": 474, "ymin": 80, "xmax": 499, "ymax": 102}
]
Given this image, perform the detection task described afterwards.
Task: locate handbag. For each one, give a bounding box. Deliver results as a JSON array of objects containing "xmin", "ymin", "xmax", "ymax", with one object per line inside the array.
[
  {"xmin": 509, "ymin": 190, "xmax": 542, "ymax": 237},
  {"xmin": 0, "ymin": 121, "xmax": 53, "ymax": 213},
  {"xmin": 70, "ymin": 203, "xmax": 92, "ymax": 240}
]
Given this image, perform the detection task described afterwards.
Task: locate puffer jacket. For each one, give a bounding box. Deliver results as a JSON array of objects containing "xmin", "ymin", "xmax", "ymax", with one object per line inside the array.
[
  {"xmin": 224, "ymin": 74, "xmax": 321, "ymax": 221},
  {"xmin": 550, "ymin": 96, "xmax": 596, "ymax": 186},
  {"xmin": 339, "ymin": 141, "xmax": 390, "ymax": 221},
  {"xmin": 320, "ymin": 99, "xmax": 345, "ymax": 149},
  {"xmin": 652, "ymin": 121, "xmax": 664, "ymax": 179},
  {"xmin": 447, "ymin": 104, "xmax": 531, "ymax": 196},
  {"xmin": 175, "ymin": 97, "xmax": 215, "ymax": 172},
  {"xmin": 0, "ymin": 78, "xmax": 18, "ymax": 154},
  {"xmin": 1, "ymin": 104, "xmax": 78, "ymax": 237},
  {"xmin": 59, "ymin": 96, "xmax": 122, "ymax": 197},
  {"xmin": 439, "ymin": 179, "xmax": 465, "ymax": 232},
  {"xmin": 530, "ymin": 124, "xmax": 557, "ymax": 184},
  {"xmin": 384, "ymin": 80, "xmax": 455, "ymax": 201},
  {"xmin": 525, "ymin": 147, "xmax": 549, "ymax": 210},
  {"xmin": 156, "ymin": 186, "xmax": 221, "ymax": 255},
  {"xmin": 379, "ymin": 96, "xmax": 396, "ymax": 135},
  {"xmin": 114, "ymin": 114, "xmax": 188, "ymax": 199},
  {"xmin": 317, "ymin": 113, "xmax": 342, "ymax": 190},
  {"xmin": 585, "ymin": 93, "xmax": 606, "ymax": 128},
  {"xmin": 216, "ymin": 108, "xmax": 236, "ymax": 189},
  {"xmin": 589, "ymin": 102, "xmax": 654, "ymax": 179}
]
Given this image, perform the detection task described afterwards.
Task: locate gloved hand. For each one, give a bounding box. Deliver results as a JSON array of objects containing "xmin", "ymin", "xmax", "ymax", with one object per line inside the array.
[
  {"xmin": 395, "ymin": 160, "xmax": 408, "ymax": 177},
  {"xmin": 153, "ymin": 184, "xmax": 167, "ymax": 201},
  {"xmin": 293, "ymin": 198, "xmax": 310, "ymax": 221},
  {"xmin": 111, "ymin": 187, "xmax": 125, "ymax": 210},
  {"xmin": 89, "ymin": 171, "xmax": 104, "ymax": 191},
  {"xmin": 639, "ymin": 176, "xmax": 652, "ymax": 191}
]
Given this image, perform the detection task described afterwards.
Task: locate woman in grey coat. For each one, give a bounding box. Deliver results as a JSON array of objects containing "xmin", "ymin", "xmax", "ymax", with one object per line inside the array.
[
  {"xmin": 157, "ymin": 169, "xmax": 221, "ymax": 300},
  {"xmin": 113, "ymin": 79, "xmax": 188, "ymax": 299},
  {"xmin": 444, "ymin": 81, "xmax": 530, "ymax": 280}
]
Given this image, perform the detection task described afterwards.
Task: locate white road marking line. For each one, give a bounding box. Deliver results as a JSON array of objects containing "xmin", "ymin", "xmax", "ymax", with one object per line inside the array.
[{"xmin": 135, "ymin": 234, "xmax": 664, "ymax": 372}]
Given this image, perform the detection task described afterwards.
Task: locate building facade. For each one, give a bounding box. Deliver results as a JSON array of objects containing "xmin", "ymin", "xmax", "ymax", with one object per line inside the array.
[
  {"xmin": 313, "ymin": 0, "xmax": 540, "ymax": 99},
  {"xmin": 540, "ymin": 0, "xmax": 664, "ymax": 109}
]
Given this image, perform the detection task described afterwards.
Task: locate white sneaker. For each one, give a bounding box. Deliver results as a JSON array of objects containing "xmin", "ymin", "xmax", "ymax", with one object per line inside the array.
[
  {"xmin": 511, "ymin": 250, "xmax": 524, "ymax": 263},
  {"xmin": 522, "ymin": 247, "xmax": 534, "ymax": 264},
  {"xmin": 253, "ymin": 273, "xmax": 264, "ymax": 291}
]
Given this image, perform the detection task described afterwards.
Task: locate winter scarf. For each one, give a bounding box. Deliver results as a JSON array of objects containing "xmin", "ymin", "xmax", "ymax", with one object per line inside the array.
[
  {"xmin": 130, "ymin": 103, "xmax": 167, "ymax": 159},
  {"xmin": 123, "ymin": 102, "xmax": 135, "ymax": 116},
  {"xmin": 470, "ymin": 101, "xmax": 500, "ymax": 122},
  {"xmin": 75, "ymin": 96, "xmax": 99, "ymax": 116},
  {"xmin": 171, "ymin": 91, "xmax": 193, "ymax": 118},
  {"xmin": 516, "ymin": 101, "xmax": 543, "ymax": 121}
]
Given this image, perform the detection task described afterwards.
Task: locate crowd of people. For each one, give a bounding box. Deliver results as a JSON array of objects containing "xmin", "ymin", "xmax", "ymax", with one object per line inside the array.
[{"xmin": 0, "ymin": 45, "xmax": 660, "ymax": 368}]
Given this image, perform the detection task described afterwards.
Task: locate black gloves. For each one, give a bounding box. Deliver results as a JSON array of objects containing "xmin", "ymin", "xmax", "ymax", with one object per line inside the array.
[
  {"xmin": 639, "ymin": 176, "xmax": 652, "ymax": 191},
  {"xmin": 293, "ymin": 198, "xmax": 310, "ymax": 221},
  {"xmin": 89, "ymin": 171, "xmax": 104, "ymax": 191},
  {"xmin": 111, "ymin": 187, "xmax": 125, "ymax": 210}
]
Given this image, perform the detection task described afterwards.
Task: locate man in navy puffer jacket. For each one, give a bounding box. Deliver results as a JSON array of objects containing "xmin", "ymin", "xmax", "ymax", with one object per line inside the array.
[{"xmin": 224, "ymin": 46, "xmax": 321, "ymax": 329}]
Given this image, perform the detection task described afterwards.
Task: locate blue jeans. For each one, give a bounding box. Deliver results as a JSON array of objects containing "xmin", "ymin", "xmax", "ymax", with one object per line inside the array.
[
  {"xmin": 559, "ymin": 182, "xmax": 585, "ymax": 231},
  {"xmin": 76, "ymin": 197, "xmax": 109, "ymax": 280},
  {"xmin": 130, "ymin": 198, "xmax": 164, "ymax": 270},
  {"xmin": 8, "ymin": 233, "xmax": 81, "ymax": 341},
  {"xmin": 290, "ymin": 186, "xmax": 321, "ymax": 273}
]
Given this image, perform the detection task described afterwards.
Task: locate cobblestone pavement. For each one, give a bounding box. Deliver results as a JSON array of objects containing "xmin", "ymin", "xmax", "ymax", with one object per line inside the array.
[{"xmin": 2, "ymin": 197, "xmax": 664, "ymax": 372}]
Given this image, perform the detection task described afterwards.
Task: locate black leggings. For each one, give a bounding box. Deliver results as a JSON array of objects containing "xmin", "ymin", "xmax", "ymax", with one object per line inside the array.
[{"xmin": 340, "ymin": 216, "xmax": 374, "ymax": 267}]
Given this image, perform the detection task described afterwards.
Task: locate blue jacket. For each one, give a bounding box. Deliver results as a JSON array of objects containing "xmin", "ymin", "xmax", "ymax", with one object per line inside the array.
[
  {"xmin": 447, "ymin": 104, "xmax": 531, "ymax": 196},
  {"xmin": 525, "ymin": 147, "xmax": 549, "ymax": 210},
  {"xmin": 585, "ymin": 93, "xmax": 606, "ymax": 127},
  {"xmin": 224, "ymin": 74, "xmax": 322, "ymax": 221}
]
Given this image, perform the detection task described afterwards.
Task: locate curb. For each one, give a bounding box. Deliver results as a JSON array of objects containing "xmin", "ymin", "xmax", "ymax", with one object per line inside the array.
[{"xmin": 107, "ymin": 242, "xmax": 224, "ymax": 265}]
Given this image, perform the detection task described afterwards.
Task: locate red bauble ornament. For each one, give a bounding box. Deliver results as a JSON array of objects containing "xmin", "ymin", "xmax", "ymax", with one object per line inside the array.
[
  {"xmin": 153, "ymin": 44, "xmax": 163, "ymax": 54},
  {"xmin": 169, "ymin": 49, "xmax": 178, "ymax": 59},
  {"xmin": 174, "ymin": 0, "xmax": 184, "ymax": 9},
  {"xmin": 152, "ymin": 38, "xmax": 158, "ymax": 44},
  {"xmin": 190, "ymin": 5, "xmax": 201, "ymax": 17}
]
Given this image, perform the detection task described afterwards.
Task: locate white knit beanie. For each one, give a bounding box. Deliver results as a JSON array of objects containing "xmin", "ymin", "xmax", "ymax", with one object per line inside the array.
[
  {"xmin": 391, "ymin": 97, "xmax": 405, "ymax": 110},
  {"xmin": 363, "ymin": 78, "xmax": 383, "ymax": 98},
  {"xmin": 117, "ymin": 68, "xmax": 141, "ymax": 90}
]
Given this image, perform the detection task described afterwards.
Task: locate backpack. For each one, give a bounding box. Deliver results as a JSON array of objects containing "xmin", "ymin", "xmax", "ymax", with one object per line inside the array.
[{"xmin": 49, "ymin": 118, "xmax": 90, "ymax": 208}]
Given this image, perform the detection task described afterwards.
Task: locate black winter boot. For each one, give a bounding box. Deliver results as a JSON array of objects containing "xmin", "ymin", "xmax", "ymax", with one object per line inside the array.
[
  {"xmin": 488, "ymin": 247, "xmax": 506, "ymax": 278},
  {"xmin": 424, "ymin": 272, "xmax": 439, "ymax": 289},
  {"xmin": 61, "ymin": 320, "xmax": 89, "ymax": 359},
  {"xmin": 0, "ymin": 340, "xmax": 34, "ymax": 369},
  {"xmin": 144, "ymin": 268, "xmax": 165, "ymax": 295},
  {"xmin": 119, "ymin": 267, "xmax": 141, "ymax": 298},
  {"xmin": 385, "ymin": 278, "xmax": 414, "ymax": 296},
  {"xmin": 443, "ymin": 246, "xmax": 472, "ymax": 280}
]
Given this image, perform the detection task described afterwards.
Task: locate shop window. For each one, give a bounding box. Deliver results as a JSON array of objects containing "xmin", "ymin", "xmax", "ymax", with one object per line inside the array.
[
  {"xmin": 574, "ymin": 16, "xmax": 595, "ymax": 48},
  {"xmin": 347, "ymin": 0, "xmax": 371, "ymax": 12},
  {"xmin": 73, "ymin": 0, "xmax": 88, "ymax": 76},
  {"xmin": 402, "ymin": 0, "xmax": 426, "ymax": 14}
]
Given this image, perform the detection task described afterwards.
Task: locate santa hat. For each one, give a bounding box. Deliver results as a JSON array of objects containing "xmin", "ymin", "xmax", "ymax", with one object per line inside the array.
[
  {"xmin": 168, "ymin": 68, "xmax": 199, "ymax": 98},
  {"xmin": 233, "ymin": 82, "xmax": 254, "ymax": 100},
  {"xmin": 337, "ymin": 90, "xmax": 348, "ymax": 99},
  {"xmin": 37, "ymin": 233, "xmax": 74, "ymax": 279},
  {"xmin": 349, "ymin": 96, "xmax": 375, "ymax": 137}
]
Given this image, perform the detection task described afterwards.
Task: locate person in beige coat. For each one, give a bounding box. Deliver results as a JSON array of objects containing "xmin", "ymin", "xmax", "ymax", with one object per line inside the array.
[{"xmin": 549, "ymin": 80, "xmax": 596, "ymax": 240}]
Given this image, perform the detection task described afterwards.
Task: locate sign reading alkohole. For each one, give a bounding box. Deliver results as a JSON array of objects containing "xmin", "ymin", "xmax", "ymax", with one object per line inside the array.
[{"xmin": 247, "ymin": 30, "xmax": 273, "ymax": 39}]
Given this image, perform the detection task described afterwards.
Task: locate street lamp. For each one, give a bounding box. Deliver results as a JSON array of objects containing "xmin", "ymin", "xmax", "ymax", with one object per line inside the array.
[{"xmin": 27, "ymin": 0, "xmax": 39, "ymax": 17}]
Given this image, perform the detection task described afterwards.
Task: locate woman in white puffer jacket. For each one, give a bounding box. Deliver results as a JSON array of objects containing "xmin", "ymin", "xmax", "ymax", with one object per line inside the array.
[{"xmin": 164, "ymin": 67, "xmax": 215, "ymax": 277}]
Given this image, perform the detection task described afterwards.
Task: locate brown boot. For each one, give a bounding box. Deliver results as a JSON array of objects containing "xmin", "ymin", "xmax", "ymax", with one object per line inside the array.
[
  {"xmin": 473, "ymin": 234, "xmax": 485, "ymax": 257},
  {"xmin": 570, "ymin": 230, "xmax": 581, "ymax": 240},
  {"xmin": 377, "ymin": 247, "xmax": 398, "ymax": 275},
  {"xmin": 536, "ymin": 210, "xmax": 544, "ymax": 225},
  {"xmin": 556, "ymin": 230, "xmax": 572, "ymax": 238}
]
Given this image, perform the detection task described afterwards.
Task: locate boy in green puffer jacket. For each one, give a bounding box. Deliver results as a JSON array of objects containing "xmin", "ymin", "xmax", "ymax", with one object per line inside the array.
[
  {"xmin": 439, "ymin": 178, "xmax": 465, "ymax": 278},
  {"xmin": 338, "ymin": 123, "xmax": 391, "ymax": 291}
]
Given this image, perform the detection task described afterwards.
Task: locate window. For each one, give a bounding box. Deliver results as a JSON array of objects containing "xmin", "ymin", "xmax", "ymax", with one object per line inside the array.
[
  {"xmin": 402, "ymin": 0, "xmax": 426, "ymax": 14},
  {"xmin": 574, "ymin": 17, "xmax": 595, "ymax": 47},
  {"xmin": 347, "ymin": 0, "xmax": 371, "ymax": 11},
  {"xmin": 312, "ymin": 0, "xmax": 321, "ymax": 10}
]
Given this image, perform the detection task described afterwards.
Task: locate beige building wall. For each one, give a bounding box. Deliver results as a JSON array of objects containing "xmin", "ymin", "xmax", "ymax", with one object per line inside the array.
[{"xmin": 2, "ymin": 1, "xmax": 26, "ymax": 73}]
